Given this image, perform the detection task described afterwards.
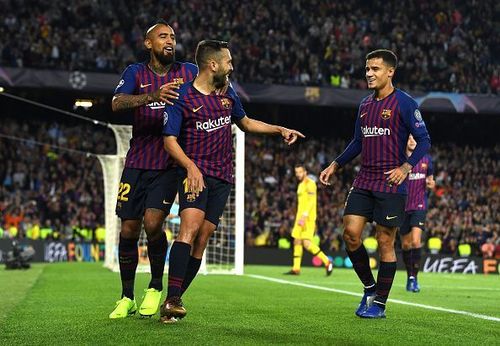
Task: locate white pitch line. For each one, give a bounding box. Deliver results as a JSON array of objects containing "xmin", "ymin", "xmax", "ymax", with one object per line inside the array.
[
  {"xmin": 323, "ymin": 280, "xmax": 500, "ymax": 292},
  {"xmin": 247, "ymin": 274, "xmax": 500, "ymax": 323}
]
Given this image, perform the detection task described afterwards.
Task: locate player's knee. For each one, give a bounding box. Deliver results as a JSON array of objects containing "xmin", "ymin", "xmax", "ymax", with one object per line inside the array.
[
  {"xmin": 343, "ymin": 229, "xmax": 361, "ymax": 248},
  {"xmin": 178, "ymin": 220, "xmax": 203, "ymax": 244},
  {"xmin": 143, "ymin": 219, "xmax": 163, "ymax": 234},
  {"xmin": 121, "ymin": 221, "xmax": 141, "ymax": 239},
  {"xmin": 401, "ymin": 237, "xmax": 412, "ymax": 250},
  {"xmin": 376, "ymin": 233, "xmax": 395, "ymax": 249}
]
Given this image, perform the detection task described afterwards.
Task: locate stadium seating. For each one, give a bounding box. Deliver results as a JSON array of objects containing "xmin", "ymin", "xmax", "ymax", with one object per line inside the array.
[{"xmin": 0, "ymin": 0, "xmax": 498, "ymax": 93}]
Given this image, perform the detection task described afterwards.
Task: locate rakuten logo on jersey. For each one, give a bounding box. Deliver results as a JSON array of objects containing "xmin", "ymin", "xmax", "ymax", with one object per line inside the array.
[
  {"xmin": 361, "ymin": 126, "xmax": 391, "ymax": 137},
  {"xmin": 196, "ymin": 116, "xmax": 231, "ymax": 132},
  {"xmin": 146, "ymin": 101, "xmax": 166, "ymax": 110}
]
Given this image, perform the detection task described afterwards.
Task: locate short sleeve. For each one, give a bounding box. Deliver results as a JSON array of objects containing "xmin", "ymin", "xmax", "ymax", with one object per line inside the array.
[
  {"xmin": 162, "ymin": 99, "xmax": 184, "ymax": 137},
  {"xmin": 184, "ymin": 63, "xmax": 199, "ymax": 80},
  {"xmin": 114, "ymin": 65, "xmax": 137, "ymax": 95},
  {"xmin": 227, "ymin": 85, "xmax": 246, "ymax": 120}
]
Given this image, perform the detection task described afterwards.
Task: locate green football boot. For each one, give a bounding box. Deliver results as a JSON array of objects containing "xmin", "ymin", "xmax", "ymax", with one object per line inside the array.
[
  {"xmin": 139, "ymin": 288, "xmax": 162, "ymax": 317},
  {"xmin": 109, "ymin": 297, "xmax": 137, "ymax": 319}
]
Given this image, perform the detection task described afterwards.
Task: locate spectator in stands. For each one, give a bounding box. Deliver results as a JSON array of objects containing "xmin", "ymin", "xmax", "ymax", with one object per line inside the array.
[
  {"xmin": 0, "ymin": 117, "xmax": 114, "ymax": 241},
  {"xmin": 0, "ymin": 0, "xmax": 497, "ymax": 93},
  {"xmin": 244, "ymin": 136, "xmax": 499, "ymax": 257}
]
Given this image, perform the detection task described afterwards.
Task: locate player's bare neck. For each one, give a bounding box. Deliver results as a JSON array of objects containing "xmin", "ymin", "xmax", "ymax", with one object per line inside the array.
[
  {"xmin": 148, "ymin": 60, "xmax": 171, "ymax": 76},
  {"xmin": 374, "ymin": 84, "xmax": 394, "ymax": 101},
  {"xmin": 193, "ymin": 73, "xmax": 215, "ymax": 95}
]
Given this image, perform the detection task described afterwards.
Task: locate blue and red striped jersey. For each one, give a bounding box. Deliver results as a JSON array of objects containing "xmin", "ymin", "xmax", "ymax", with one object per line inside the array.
[
  {"xmin": 406, "ymin": 154, "xmax": 433, "ymax": 211},
  {"xmin": 114, "ymin": 62, "xmax": 198, "ymax": 170},
  {"xmin": 335, "ymin": 89, "xmax": 431, "ymax": 194},
  {"xmin": 162, "ymin": 82, "xmax": 246, "ymax": 183}
]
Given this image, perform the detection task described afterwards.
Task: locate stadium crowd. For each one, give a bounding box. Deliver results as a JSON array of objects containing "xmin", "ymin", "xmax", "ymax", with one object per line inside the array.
[
  {"xmin": 1, "ymin": 117, "xmax": 498, "ymax": 258},
  {"xmin": 244, "ymin": 136, "xmax": 500, "ymax": 258},
  {"xmin": 0, "ymin": 117, "xmax": 114, "ymax": 241},
  {"xmin": 1, "ymin": 0, "xmax": 499, "ymax": 94}
]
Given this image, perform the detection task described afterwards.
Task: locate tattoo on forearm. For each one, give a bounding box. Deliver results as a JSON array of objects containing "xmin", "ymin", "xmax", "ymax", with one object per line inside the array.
[{"xmin": 113, "ymin": 93, "xmax": 152, "ymax": 111}]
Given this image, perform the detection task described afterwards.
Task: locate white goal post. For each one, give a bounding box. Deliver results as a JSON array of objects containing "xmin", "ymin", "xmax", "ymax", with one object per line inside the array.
[{"xmin": 98, "ymin": 124, "xmax": 245, "ymax": 275}]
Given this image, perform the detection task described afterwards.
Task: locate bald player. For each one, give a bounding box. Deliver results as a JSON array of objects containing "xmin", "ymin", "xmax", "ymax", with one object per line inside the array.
[{"xmin": 109, "ymin": 19, "xmax": 198, "ymax": 319}]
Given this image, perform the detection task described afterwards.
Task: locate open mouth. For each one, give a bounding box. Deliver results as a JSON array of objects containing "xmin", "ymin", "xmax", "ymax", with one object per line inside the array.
[{"xmin": 164, "ymin": 47, "xmax": 174, "ymax": 55}]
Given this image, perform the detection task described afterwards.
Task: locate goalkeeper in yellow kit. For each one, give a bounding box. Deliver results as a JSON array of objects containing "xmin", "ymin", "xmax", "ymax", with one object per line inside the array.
[{"xmin": 285, "ymin": 164, "xmax": 333, "ymax": 276}]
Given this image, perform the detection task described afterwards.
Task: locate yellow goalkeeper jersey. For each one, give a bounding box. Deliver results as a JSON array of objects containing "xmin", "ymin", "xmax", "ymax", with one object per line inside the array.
[{"xmin": 296, "ymin": 177, "xmax": 317, "ymax": 221}]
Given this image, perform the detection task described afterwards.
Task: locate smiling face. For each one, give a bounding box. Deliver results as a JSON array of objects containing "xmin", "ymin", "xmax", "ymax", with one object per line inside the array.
[
  {"xmin": 212, "ymin": 48, "xmax": 233, "ymax": 89},
  {"xmin": 144, "ymin": 24, "xmax": 176, "ymax": 65},
  {"xmin": 365, "ymin": 57, "xmax": 394, "ymax": 91}
]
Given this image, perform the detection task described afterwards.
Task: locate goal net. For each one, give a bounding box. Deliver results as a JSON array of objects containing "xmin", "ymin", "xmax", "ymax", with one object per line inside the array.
[{"xmin": 98, "ymin": 124, "xmax": 244, "ymax": 275}]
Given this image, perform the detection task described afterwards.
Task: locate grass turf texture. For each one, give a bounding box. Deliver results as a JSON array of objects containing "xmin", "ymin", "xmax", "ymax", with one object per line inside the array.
[{"xmin": 1, "ymin": 263, "xmax": 499, "ymax": 345}]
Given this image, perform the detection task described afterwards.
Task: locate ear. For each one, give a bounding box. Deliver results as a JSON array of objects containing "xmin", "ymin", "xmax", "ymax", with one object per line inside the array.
[
  {"xmin": 144, "ymin": 38, "xmax": 152, "ymax": 50},
  {"xmin": 210, "ymin": 59, "xmax": 218, "ymax": 72},
  {"xmin": 388, "ymin": 66, "xmax": 395, "ymax": 79}
]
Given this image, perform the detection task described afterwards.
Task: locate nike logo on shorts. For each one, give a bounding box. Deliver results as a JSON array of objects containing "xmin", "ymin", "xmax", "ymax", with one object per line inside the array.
[
  {"xmin": 162, "ymin": 200, "xmax": 171, "ymax": 205},
  {"xmin": 418, "ymin": 222, "xmax": 424, "ymax": 226},
  {"xmin": 385, "ymin": 215, "xmax": 398, "ymax": 220}
]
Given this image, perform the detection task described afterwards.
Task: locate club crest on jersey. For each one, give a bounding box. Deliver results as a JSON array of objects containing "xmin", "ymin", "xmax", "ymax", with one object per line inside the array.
[
  {"xmin": 172, "ymin": 77, "xmax": 184, "ymax": 85},
  {"xmin": 381, "ymin": 109, "xmax": 392, "ymax": 119},
  {"xmin": 220, "ymin": 97, "xmax": 231, "ymax": 109},
  {"xmin": 186, "ymin": 192, "xmax": 197, "ymax": 202}
]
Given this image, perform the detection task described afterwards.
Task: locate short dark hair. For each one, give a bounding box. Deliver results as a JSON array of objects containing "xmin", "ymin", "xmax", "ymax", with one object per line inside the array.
[
  {"xmin": 295, "ymin": 163, "xmax": 307, "ymax": 170},
  {"xmin": 145, "ymin": 19, "xmax": 170, "ymax": 37},
  {"xmin": 195, "ymin": 40, "xmax": 229, "ymax": 68},
  {"xmin": 366, "ymin": 49, "xmax": 398, "ymax": 68}
]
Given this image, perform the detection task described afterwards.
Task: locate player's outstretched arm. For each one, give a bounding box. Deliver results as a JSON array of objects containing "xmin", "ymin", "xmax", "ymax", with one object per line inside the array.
[
  {"xmin": 235, "ymin": 117, "xmax": 305, "ymax": 145},
  {"xmin": 112, "ymin": 82, "xmax": 180, "ymax": 112},
  {"xmin": 163, "ymin": 136, "xmax": 205, "ymax": 195}
]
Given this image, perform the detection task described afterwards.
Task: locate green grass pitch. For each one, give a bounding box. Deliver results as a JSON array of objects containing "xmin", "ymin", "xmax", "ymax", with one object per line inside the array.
[{"xmin": 1, "ymin": 263, "xmax": 499, "ymax": 345}]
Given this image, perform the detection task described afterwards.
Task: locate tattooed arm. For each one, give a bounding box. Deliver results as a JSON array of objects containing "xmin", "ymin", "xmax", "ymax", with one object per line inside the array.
[
  {"xmin": 112, "ymin": 82, "xmax": 180, "ymax": 112},
  {"xmin": 112, "ymin": 93, "xmax": 154, "ymax": 112}
]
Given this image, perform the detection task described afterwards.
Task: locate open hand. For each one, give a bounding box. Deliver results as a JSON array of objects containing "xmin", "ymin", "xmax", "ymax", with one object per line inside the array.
[{"xmin": 151, "ymin": 82, "xmax": 180, "ymax": 105}]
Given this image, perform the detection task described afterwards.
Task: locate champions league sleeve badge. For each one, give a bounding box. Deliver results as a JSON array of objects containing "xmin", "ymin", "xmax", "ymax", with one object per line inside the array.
[{"xmin": 414, "ymin": 109, "xmax": 423, "ymax": 121}]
